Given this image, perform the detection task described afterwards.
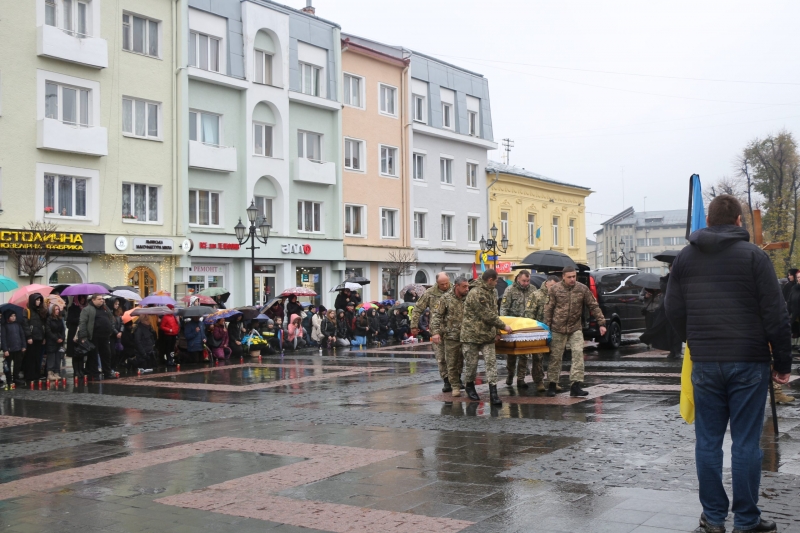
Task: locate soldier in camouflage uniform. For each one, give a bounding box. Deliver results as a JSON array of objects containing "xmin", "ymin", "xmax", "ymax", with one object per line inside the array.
[
  {"xmin": 461, "ymin": 269, "xmax": 513, "ymax": 405},
  {"xmin": 499, "ymin": 270, "xmax": 534, "ymax": 389},
  {"xmin": 430, "ymin": 277, "xmax": 470, "ymax": 397},
  {"xmin": 411, "ymin": 273, "xmax": 451, "ymax": 391},
  {"xmin": 524, "ymin": 275, "xmax": 560, "ymax": 392}
]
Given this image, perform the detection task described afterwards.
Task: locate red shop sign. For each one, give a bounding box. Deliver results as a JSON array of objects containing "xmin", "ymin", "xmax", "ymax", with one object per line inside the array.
[
  {"xmin": 198, "ymin": 242, "xmax": 240, "ymax": 251},
  {"xmin": 496, "ymin": 261, "xmax": 513, "ymax": 274}
]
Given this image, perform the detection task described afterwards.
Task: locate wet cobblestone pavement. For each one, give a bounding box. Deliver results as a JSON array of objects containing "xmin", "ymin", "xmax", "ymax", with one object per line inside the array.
[{"xmin": 1, "ymin": 338, "xmax": 799, "ymax": 532}]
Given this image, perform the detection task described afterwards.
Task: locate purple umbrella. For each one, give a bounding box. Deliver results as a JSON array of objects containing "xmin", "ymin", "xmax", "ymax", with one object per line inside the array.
[
  {"xmin": 60, "ymin": 283, "xmax": 110, "ymax": 296},
  {"xmin": 140, "ymin": 294, "xmax": 177, "ymax": 306}
]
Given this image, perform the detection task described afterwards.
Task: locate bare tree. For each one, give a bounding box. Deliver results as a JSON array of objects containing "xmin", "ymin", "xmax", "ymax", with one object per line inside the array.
[
  {"xmin": 8, "ymin": 220, "xmax": 63, "ymax": 285},
  {"xmin": 385, "ymin": 249, "xmax": 418, "ymax": 279}
]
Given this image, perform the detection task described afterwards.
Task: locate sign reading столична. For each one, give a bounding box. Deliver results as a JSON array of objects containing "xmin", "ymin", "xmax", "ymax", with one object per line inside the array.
[{"xmin": 0, "ymin": 230, "xmax": 86, "ymax": 251}]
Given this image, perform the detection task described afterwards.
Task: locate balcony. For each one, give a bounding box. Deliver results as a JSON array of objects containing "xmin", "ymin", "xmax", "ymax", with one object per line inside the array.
[
  {"xmin": 293, "ymin": 158, "xmax": 336, "ymax": 185},
  {"xmin": 189, "ymin": 140, "xmax": 237, "ymax": 172},
  {"xmin": 37, "ymin": 24, "xmax": 108, "ymax": 69},
  {"xmin": 37, "ymin": 118, "xmax": 108, "ymax": 156}
]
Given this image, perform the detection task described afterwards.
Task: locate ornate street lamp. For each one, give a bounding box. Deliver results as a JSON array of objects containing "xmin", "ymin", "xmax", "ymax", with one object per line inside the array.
[
  {"xmin": 235, "ymin": 200, "xmax": 271, "ymax": 306},
  {"xmin": 479, "ymin": 223, "xmax": 508, "ymax": 270},
  {"xmin": 610, "ymin": 238, "xmax": 634, "ymax": 267}
]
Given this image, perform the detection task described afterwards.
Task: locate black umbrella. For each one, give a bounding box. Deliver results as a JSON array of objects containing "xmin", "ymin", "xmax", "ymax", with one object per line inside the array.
[
  {"xmin": 259, "ymin": 297, "xmax": 284, "ymax": 315},
  {"xmin": 235, "ymin": 306, "xmax": 260, "ymax": 320},
  {"xmin": 50, "ymin": 284, "xmax": 71, "ymax": 295},
  {"xmin": 344, "ymin": 276, "xmax": 370, "ymax": 285},
  {"xmin": 0, "ymin": 303, "xmax": 24, "ymax": 319},
  {"xmin": 393, "ymin": 302, "xmax": 414, "ymax": 311},
  {"xmin": 517, "ymin": 250, "xmax": 577, "ymax": 272},
  {"xmin": 177, "ymin": 306, "xmax": 216, "ymax": 318},
  {"xmin": 629, "ymin": 273, "xmax": 661, "ymax": 290},
  {"xmin": 654, "ymin": 249, "xmax": 681, "ymax": 264},
  {"xmin": 495, "ymin": 278, "xmax": 510, "ymax": 299}
]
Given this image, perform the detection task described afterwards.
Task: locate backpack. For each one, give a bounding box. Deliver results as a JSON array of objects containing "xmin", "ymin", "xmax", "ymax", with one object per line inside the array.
[{"xmin": 160, "ymin": 314, "xmax": 180, "ymax": 336}]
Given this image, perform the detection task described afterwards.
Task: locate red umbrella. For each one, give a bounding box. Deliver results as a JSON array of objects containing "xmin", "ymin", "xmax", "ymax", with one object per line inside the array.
[
  {"xmin": 9, "ymin": 284, "xmax": 54, "ymax": 307},
  {"xmin": 280, "ymin": 287, "xmax": 317, "ymax": 297},
  {"xmin": 181, "ymin": 294, "xmax": 216, "ymax": 305}
]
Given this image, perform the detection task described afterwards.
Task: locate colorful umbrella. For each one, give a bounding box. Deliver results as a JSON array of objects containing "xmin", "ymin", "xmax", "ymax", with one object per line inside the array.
[
  {"xmin": 279, "ymin": 287, "xmax": 317, "ymax": 297},
  {"xmin": 112, "ymin": 289, "xmax": 142, "ymax": 301},
  {"xmin": 356, "ymin": 302, "xmax": 377, "ymax": 310},
  {"xmin": 140, "ymin": 294, "xmax": 177, "ymax": 306},
  {"xmin": 204, "ymin": 309, "xmax": 242, "ymax": 324},
  {"xmin": 61, "ymin": 283, "xmax": 110, "ymax": 296},
  {"xmin": 122, "ymin": 309, "xmax": 136, "ymax": 324},
  {"xmin": 47, "ymin": 294, "xmax": 66, "ymax": 311},
  {"xmin": 182, "ymin": 294, "xmax": 216, "ymax": 305},
  {"xmin": 0, "ymin": 276, "xmax": 19, "ymax": 293},
  {"xmin": 9, "ymin": 284, "xmax": 54, "ymax": 306},
  {"xmin": 399, "ymin": 283, "xmax": 426, "ymax": 298},
  {"xmin": 131, "ymin": 306, "xmax": 175, "ymax": 316}
]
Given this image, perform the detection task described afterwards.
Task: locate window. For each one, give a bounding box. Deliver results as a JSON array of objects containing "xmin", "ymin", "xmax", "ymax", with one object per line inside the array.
[
  {"xmin": 188, "ymin": 189, "xmax": 220, "ymax": 226},
  {"xmin": 297, "ymin": 131, "xmax": 322, "ymax": 161},
  {"xmin": 442, "ymin": 103, "xmax": 453, "ymax": 129},
  {"xmin": 254, "ymin": 195, "xmax": 273, "ymax": 226},
  {"xmin": 253, "ymin": 123, "xmax": 273, "ymax": 156},
  {"xmin": 254, "ymin": 50, "xmax": 272, "ymax": 85},
  {"xmin": 466, "ymin": 162, "xmax": 478, "ymax": 188},
  {"xmin": 344, "ymin": 138, "xmax": 363, "ymax": 171},
  {"xmin": 636, "ymin": 238, "xmax": 661, "ymax": 247},
  {"xmin": 553, "ymin": 217, "xmax": 559, "ymax": 246},
  {"xmin": 189, "ymin": 111, "xmax": 220, "ymax": 145},
  {"xmin": 413, "ymin": 94, "xmax": 425, "ymax": 122},
  {"xmin": 413, "ymin": 153, "xmax": 424, "ymax": 180},
  {"xmin": 441, "ymin": 215, "xmax": 454, "ymax": 241},
  {"xmin": 569, "ymin": 219, "xmax": 576, "ymax": 247},
  {"xmin": 44, "ymin": 174, "xmax": 87, "ymax": 218},
  {"xmin": 637, "ymin": 253, "xmax": 654, "ymax": 262},
  {"xmin": 381, "ymin": 209, "xmax": 398, "ymax": 238},
  {"xmin": 344, "ymin": 205, "xmax": 363, "ymax": 236},
  {"xmin": 440, "ymin": 158, "xmax": 452, "ymax": 184},
  {"xmin": 122, "ymin": 183, "xmax": 159, "ymax": 222},
  {"xmin": 47, "ymin": 0, "xmax": 90, "ymax": 37},
  {"xmin": 122, "ymin": 98, "xmax": 159, "ymax": 139},
  {"xmin": 468, "ymin": 111, "xmax": 478, "ymax": 136},
  {"xmin": 500, "ymin": 211, "xmax": 509, "ymax": 238},
  {"xmin": 528, "ymin": 214, "xmax": 536, "ymax": 245},
  {"xmin": 45, "ymin": 82, "xmax": 90, "ymax": 126},
  {"xmin": 379, "ymin": 84, "xmax": 396, "ymax": 116},
  {"xmin": 300, "ymin": 63, "xmax": 320, "ymax": 96},
  {"xmin": 343, "ymin": 74, "xmax": 361, "ymax": 107},
  {"xmin": 123, "ymin": 13, "xmax": 159, "ymax": 57},
  {"xmin": 380, "ymin": 145, "xmax": 397, "ymax": 176},
  {"xmin": 189, "ymin": 31, "xmax": 220, "ymax": 72},
  {"xmin": 467, "ymin": 217, "xmax": 479, "ymax": 242},
  {"xmin": 663, "ymin": 237, "xmax": 686, "ymax": 245},
  {"xmin": 297, "ymin": 201, "xmax": 321, "ymax": 232},
  {"xmin": 414, "ymin": 212, "xmax": 426, "ymax": 239}
]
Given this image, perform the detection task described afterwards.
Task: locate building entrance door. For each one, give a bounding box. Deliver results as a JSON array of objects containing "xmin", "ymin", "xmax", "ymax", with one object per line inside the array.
[
  {"xmin": 128, "ymin": 266, "xmax": 157, "ymax": 297},
  {"xmin": 254, "ymin": 274, "xmax": 276, "ymax": 307}
]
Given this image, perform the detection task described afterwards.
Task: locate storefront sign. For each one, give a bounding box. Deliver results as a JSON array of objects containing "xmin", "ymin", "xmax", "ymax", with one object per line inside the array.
[
  {"xmin": 0, "ymin": 229, "xmax": 104, "ymax": 253},
  {"xmin": 133, "ymin": 238, "xmax": 174, "ymax": 252},
  {"xmin": 496, "ymin": 262, "xmax": 513, "ymax": 274},
  {"xmin": 281, "ymin": 243, "xmax": 311, "ymax": 254},
  {"xmin": 190, "ymin": 265, "xmax": 224, "ymax": 274},
  {"xmin": 198, "ymin": 241, "xmax": 240, "ymax": 251}
]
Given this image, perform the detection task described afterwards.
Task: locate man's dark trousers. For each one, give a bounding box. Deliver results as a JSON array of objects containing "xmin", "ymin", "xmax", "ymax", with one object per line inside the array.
[{"xmin": 692, "ymin": 361, "xmax": 770, "ymax": 530}]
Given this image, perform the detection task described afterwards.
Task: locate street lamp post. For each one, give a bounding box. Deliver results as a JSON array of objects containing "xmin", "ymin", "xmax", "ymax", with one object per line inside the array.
[
  {"xmin": 610, "ymin": 238, "xmax": 634, "ymax": 267},
  {"xmin": 479, "ymin": 223, "xmax": 509, "ymax": 270},
  {"xmin": 234, "ymin": 200, "xmax": 271, "ymax": 307}
]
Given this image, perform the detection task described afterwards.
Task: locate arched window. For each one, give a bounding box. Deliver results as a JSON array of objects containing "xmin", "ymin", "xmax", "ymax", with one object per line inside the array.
[
  {"xmin": 128, "ymin": 266, "xmax": 157, "ymax": 297},
  {"xmin": 414, "ymin": 270, "xmax": 428, "ymax": 284},
  {"xmin": 49, "ymin": 266, "xmax": 83, "ymax": 284}
]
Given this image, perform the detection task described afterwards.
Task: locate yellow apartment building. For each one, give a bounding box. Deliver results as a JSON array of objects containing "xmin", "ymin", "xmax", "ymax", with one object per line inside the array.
[{"xmin": 486, "ymin": 161, "xmax": 592, "ymax": 276}]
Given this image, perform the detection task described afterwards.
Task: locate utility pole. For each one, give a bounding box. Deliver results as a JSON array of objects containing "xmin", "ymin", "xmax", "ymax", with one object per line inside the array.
[{"xmin": 502, "ymin": 138, "xmax": 514, "ymax": 165}]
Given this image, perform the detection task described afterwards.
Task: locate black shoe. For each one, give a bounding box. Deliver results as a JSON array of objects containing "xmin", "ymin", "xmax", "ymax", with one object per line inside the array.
[
  {"xmin": 732, "ymin": 518, "xmax": 776, "ymax": 533},
  {"xmin": 570, "ymin": 382, "xmax": 589, "ymax": 397},
  {"xmin": 505, "ymin": 374, "xmax": 514, "ymax": 386},
  {"xmin": 698, "ymin": 513, "xmax": 726, "ymax": 533},
  {"xmin": 546, "ymin": 382, "xmax": 557, "ymax": 397},
  {"xmin": 442, "ymin": 378, "xmax": 452, "ymax": 393},
  {"xmin": 459, "ymin": 382, "xmax": 465, "ymax": 390},
  {"xmin": 489, "ymin": 384, "xmax": 502, "ymax": 406},
  {"xmin": 517, "ymin": 379, "xmax": 529, "ymax": 389},
  {"xmin": 465, "ymin": 382, "xmax": 480, "ymax": 401}
]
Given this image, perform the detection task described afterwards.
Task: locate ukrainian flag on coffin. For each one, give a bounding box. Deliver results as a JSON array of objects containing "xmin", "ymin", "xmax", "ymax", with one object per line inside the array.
[{"xmin": 680, "ymin": 174, "xmax": 706, "ymax": 424}]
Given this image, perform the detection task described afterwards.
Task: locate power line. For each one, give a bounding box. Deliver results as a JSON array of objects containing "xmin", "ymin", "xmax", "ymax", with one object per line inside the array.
[{"xmin": 502, "ymin": 138, "xmax": 514, "ymax": 164}]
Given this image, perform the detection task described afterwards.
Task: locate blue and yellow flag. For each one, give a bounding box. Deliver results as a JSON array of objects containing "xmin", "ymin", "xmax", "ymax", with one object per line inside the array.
[
  {"xmin": 535, "ymin": 226, "xmax": 541, "ymax": 241},
  {"xmin": 680, "ymin": 174, "xmax": 706, "ymax": 424}
]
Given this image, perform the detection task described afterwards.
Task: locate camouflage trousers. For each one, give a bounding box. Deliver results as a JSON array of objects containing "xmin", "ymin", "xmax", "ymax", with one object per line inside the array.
[
  {"xmin": 531, "ymin": 353, "xmax": 545, "ymax": 383},
  {"xmin": 547, "ymin": 330, "xmax": 585, "ymax": 385},
  {"xmin": 434, "ymin": 341, "xmax": 448, "ymax": 379},
  {"xmin": 463, "ymin": 342, "xmax": 498, "ymax": 385},
  {"xmin": 506, "ymin": 354, "xmax": 528, "ymax": 381},
  {"xmin": 444, "ymin": 339, "xmax": 464, "ymax": 388}
]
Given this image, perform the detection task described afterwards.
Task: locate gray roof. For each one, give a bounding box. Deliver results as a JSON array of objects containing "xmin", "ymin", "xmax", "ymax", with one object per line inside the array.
[
  {"xmin": 486, "ymin": 161, "xmax": 591, "ymax": 191},
  {"xmin": 602, "ymin": 208, "xmax": 688, "ymax": 228}
]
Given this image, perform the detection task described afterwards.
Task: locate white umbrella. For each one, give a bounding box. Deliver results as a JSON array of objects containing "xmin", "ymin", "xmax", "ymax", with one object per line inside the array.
[
  {"xmin": 330, "ymin": 281, "xmax": 362, "ymax": 292},
  {"xmin": 112, "ymin": 289, "xmax": 142, "ymax": 301}
]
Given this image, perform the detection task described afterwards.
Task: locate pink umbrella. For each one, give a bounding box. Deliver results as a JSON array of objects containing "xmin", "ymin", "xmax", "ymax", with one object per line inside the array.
[
  {"xmin": 279, "ymin": 287, "xmax": 317, "ymax": 297},
  {"xmin": 181, "ymin": 294, "xmax": 216, "ymax": 305},
  {"xmin": 9, "ymin": 284, "xmax": 54, "ymax": 307}
]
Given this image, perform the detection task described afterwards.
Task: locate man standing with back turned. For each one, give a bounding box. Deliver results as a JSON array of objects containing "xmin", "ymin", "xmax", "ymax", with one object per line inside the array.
[{"xmin": 665, "ymin": 194, "xmax": 792, "ymax": 533}]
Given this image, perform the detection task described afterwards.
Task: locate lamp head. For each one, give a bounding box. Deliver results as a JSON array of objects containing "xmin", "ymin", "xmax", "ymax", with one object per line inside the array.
[
  {"xmin": 490, "ymin": 223, "xmax": 498, "ymax": 240},
  {"xmin": 500, "ymin": 234, "xmax": 509, "ymax": 252},
  {"xmin": 234, "ymin": 218, "xmax": 246, "ymax": 242},
  {"xmin": 246, "ymin": 200, "xmax": 258, "ymax": 224},
  {"xmin": 258, "ymin": 219, "xmax": 271, "ymax": 240},
  {"xmin": 479, "ymin": 235, "xmax": 487, "ymax": 252}
]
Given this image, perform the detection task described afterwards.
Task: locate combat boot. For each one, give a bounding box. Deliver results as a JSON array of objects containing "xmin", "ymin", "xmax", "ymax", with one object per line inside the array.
[
  {"xmin": 517, "ymin": 379, "xmax": 529, "ymax": 389},
  {"xmin": 775, "ymin": 390, "xmax": 795, "ymax": 404},
  {"xmin": 505, "ymin": 374, "xmax": 514, "ymax": 386},
  {"xmin": 452, "ymin": 388, "xmax": 461, "ymax": 397},
  {"xmin": 465, "ymin": 382, "xmax": 480, "ymax": 401},
  {"xmin": 570, "ymin": 382, "xmax": 589, "ymax": 397},
  {"xmin": 536, "ymin": 381, "xmax": 546, "ymax": 392},
  {"xmin": 546, "ymin": 382, "xmax": 557, "ymax": 397},
  {"xmin": 442, "ymin": 377, "xmax": 452, "ymax": 393},
  {"xmin": 489, "ymin": 384, "xmax": 502, "ymax": 406}
]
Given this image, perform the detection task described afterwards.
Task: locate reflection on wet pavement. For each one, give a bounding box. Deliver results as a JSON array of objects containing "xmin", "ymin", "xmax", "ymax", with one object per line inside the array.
[{"xmin": 0, "ymin": 341, "xmax": 798, "ymax": 533}]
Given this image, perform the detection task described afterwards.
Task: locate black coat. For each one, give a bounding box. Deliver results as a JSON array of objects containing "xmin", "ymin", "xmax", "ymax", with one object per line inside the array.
[
  {"xmin": 354, "ymin": 315, "xmax": 369, "ymax": 337},
  {"xmin": 45, "ymin": 316, "xmax": 66, "ymax": 353},
  {"xmin": 286, "ymin": 301, "xmax": 303, "ymax": 320},
  {"xmin": 782, "ymin": 279, "xmax": 796, "ymax": 305},
  {"xmin": 321, "ymin": 317, "xmax": 336, "ymax": 338},
  {"xmin": 334, "ymin": 292, "xmax": 353, "ymax": 311},
  {"xmin": 665, "ymin": 225, "xmax": 792, "ymax": 374},
  {"xmin": 335, "ymin": 314, "xmax": 349, "ymax": 339},
  {"xmin": 377, "ymin": 311, "xmax": 390, "ymax": 331}
]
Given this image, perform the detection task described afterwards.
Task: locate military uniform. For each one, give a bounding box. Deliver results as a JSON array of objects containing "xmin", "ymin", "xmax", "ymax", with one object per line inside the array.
[
  {"xmin": 499, "ymin": 280, "xmax": 533, "ymax": 382},
  {"xmin": 412, "ymin": 284, "xmax": 450, "ymax": 379},
  {"xmin": 524, "ymin": 285, "xmax": 551, "ymax": 385},
  {"xmin": 461, "ymin": 279, "xmax": 507, "ymax": 386},
  {"xmin": 431, "ymin": 291, "xmax": 466, "ymax": 390},
  {"xmin": 543, "ymin": 281, "xmax": 605, "ymax": 385}
]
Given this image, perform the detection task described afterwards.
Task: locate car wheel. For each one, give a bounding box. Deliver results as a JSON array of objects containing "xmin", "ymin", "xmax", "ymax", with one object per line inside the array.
[{"xmin": 600, "ymin": 321, "xmax": 621, "ymax": 349}]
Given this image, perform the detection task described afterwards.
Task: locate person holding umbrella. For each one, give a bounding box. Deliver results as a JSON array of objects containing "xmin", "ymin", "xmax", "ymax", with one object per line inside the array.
[
  {"xmin": 183, "ymin": 316, "xmax": 207, "ymax": 363},
  {"xmin": 24, "ymin": 293, "xmax": 48, "ymax": 382},
  {"xmin": 78, "ymin": 294, "xmax": 119, "ymax": 379},
  {"xmin": 334, "ymin": 288, "xmax": 354, "ymax": 311}
]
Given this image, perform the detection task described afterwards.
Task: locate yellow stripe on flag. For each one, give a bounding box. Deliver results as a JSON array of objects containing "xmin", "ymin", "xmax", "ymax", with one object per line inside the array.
[{"xmin": 680, "ymin": 345, "xmax": 694, "ymax": 424}]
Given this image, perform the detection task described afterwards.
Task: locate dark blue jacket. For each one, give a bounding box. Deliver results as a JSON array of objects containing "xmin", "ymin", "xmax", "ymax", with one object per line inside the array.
[
  {"xmin": 184, "ymin": 320, "xmax": 206, "ymax": 352},
  {"xmin": 665, "ymin": 225, "xmax": 792, "ymax": 374},
  {"xmin": 2, "ymin": 322, "xmax": 27, "ymax": 353}
]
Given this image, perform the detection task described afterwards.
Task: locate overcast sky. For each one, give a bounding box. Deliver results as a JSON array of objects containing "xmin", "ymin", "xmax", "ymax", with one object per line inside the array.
[{"xmin": 291, "ymin": 0, "xmax": 800, "ymax": 237}]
